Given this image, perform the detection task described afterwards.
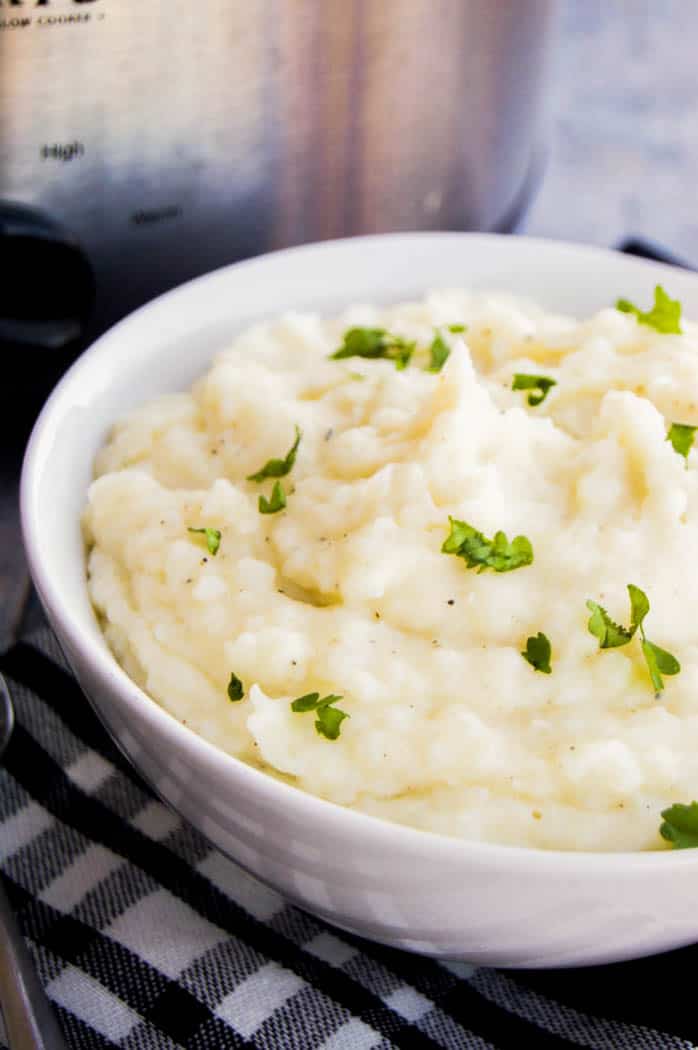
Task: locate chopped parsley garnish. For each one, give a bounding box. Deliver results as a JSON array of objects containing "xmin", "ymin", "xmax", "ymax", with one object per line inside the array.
[
  {"xmin": 521, "ymin": 632, "xmax": 552, "ymax": 674},
  {"xmin": 512, "ymin": 373, "xmax": 557, "ymax": 407},
  {"xmin": 227, "ymin": 672, "xmax": 244, "ymax": 702},
  {"xmin": 442, "ymin": 517, "xmax": 533, "ymax": 573},
  {"xmin": 660, "ymin": 802, "xmax": 698, "ymax": 849},
  {"xmin": 393, "ymin": 341, "xmax": 415, "ymax": 371},
  {"xmin": 667, "ymin": 422, "xmax": 696, "ymax": 461},
  {"xmin": 247, "ymin": 425, "xmax": 302, "ymax": 482},
  {"xmin": 332, "ymin": 327, "xmax": 415, "ymax": 370},
  {"xmin": 641, "ymin": 638, "xmax": 681, "ymax": 697},
  {"xmin": 333, "ymin": 324, "xmax": 465, "ymax": 373},
  {"xmin": 616, "ymin": 284, "xmax": 683, "ymax": 335},
  {"xmin": 428, "ymin": 333, "xmax": 451, "ymax": 373},
  {"xmin": 259, "ymin": 481, "xmax": 286, "ymax": 515},
  {"xmin": 332, "ymin": 327, "xmax": 391, "ymax": 359},
  {"xmin": 290, "ymin": 692, "xmax": 349, "ymax": 740},
  {"xmin": 586, "ymin": 600, "xmax": 634, "ymax": 650},
  {"xmin": 586, "ymin": 584, "xmax": 680, "ymax": 695},
  {"xmin": 187, "ymin": 527, "xmax": 222, "ymax": 556}
]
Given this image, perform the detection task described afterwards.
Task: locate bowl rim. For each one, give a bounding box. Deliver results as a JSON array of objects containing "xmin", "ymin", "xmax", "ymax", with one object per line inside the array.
[{"xmin": 20, "ymin": 230, "xmax": 698, "ymax": 872}]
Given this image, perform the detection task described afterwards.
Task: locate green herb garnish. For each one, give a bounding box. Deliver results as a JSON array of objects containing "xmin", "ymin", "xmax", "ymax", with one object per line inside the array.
[
  {"xmin": 447, "ymin": 323, "xmax": 467, "ymax": 333},
  {"xmin": 332, "ymin": 327, "xmax": 415, "ymax": 370},
  {"xmin": 667, "ymin": 422, "xmax": 696, "ymax": 461},
  {"xmin": 641, "ymin": 638, "xmax": 681, "ymax": 696},
  {"xmin": 521, "ymin": 632, "xmax": 552, "ymax": 674},
  {"xmin": 187, "ymin": 527, "xmax": 222, "ymax": 556},
  {"xmin": 586, "ymin": 584, "xmax": 680, "ymax": 695},
  {"xmin": 660, "ymin": 802, "xmax": 698, "ymax": 849},
  {"xmin": 442, "ymin": 518, "xmax": 533, "ymax": 573},
  {"xmin": 512, "ymin": 373, "xmax": 557, "ymax": 407},
  {"xmin": 585, "ymin": 600, "xmax": 634, "ymax": 650},
  {"xmin": 616, "ymin": 285, "xmax": 682, "ymax": 335},
  {"xmin": 290, "ymin": 692, "xmax": 349, "ymax": 740},
  {"xmin": 428, "ymin": 333, "xmax": 451, "ymax": 373},
  {"xmin": 393, "ymin": 342, "xmax": 415, "ymax": 371},
  {"xmin": 227, "ymin": 672, "xmax": 244, "ymax": 702},
  {"xmin": 332, "ymin": 327, "xmax": 391, "ymax": 359},
  {"xmin": 247, "ymin": 425, "xmax": 301, "ymax": 482},
  {"xmin": 259, "ymin": 481, "xmax": 286, "ymax": 515}
]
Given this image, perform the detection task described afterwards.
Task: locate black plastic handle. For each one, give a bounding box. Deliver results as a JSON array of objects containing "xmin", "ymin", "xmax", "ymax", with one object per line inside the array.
[
  {"xmin": 0, "ymin": 200, "xmax": 94, "ymax": 351},
  {"xmin": 618, "ymin": 237, "xmax": 694, "ymax": 271}
]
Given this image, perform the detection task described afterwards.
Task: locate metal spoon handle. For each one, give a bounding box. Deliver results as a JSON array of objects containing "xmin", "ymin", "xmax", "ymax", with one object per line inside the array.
[{"xmin": 0, "ymin": 876, "xmax": 69, "ymax": 1050}]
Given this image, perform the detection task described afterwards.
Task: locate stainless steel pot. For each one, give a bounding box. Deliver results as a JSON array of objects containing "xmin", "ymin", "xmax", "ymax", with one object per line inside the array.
[{"xmin": 0, "ymin": 0, "xmax": 558, "ymax": 342}]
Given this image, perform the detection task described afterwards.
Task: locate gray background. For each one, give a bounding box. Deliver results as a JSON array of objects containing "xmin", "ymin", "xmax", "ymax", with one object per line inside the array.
[{"xmin": 526, "ymin": 0, "xmax": 698, "ymax": 262}]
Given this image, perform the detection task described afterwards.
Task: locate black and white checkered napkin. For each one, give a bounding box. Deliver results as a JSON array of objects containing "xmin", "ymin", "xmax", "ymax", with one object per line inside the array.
[{"xmin": 1, "ymin": 629, "xmax": 697, "ymax": 1050}]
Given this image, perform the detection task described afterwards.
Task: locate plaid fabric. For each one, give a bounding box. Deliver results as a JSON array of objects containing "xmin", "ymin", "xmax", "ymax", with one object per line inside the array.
[{"xmin": 1, "ymin": 630, "xmax": 697, "ymax": 1050}]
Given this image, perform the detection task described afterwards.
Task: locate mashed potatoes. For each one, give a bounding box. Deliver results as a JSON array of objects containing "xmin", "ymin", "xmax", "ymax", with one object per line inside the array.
[{"xmin": 84, "ymin": 289, "xmax": 698, "ymax": 851}]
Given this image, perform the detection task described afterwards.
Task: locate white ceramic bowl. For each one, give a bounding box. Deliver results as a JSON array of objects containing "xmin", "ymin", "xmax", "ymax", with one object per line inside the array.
[{"xmin": 21, "ymin": 234, "xmax": 698, "ymax": 968}]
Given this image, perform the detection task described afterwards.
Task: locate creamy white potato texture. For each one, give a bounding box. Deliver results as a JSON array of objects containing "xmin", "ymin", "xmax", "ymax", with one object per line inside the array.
[{"xmin": 84, "ymin": 290, "xmax": 698, "ymax": 850}]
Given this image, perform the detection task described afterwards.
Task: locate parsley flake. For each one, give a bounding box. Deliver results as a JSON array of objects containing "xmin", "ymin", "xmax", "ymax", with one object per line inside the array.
[
  {"xmin": 187, "ymin": 527, "xmax": 222, "ymax": 556},
  {"xmin": 627, "ymin": 583, "xmax": 651, "ymax": 634},
  {"xmin": 521, "ymin": 632, "xmax": 552, "ymax": 674},
  {"xmin": 227, "ymin": 672, "xmax": 244, "ymax": 702},
  {"xmin": 667, "ymin": 422, "xmax": 697, "ymax": 461},
  {"xmin": 393, "ymin": 341, "xmax": 415, "ymax": 371},
  {"xmin": 428, "ymin": 333, "xmax": 451, "ymax": 373},
  {"xmin": 660, "ymin": 802, "xmax": 698, "ymax": 849},
  {"xmin": 247, "ymin": 425, "xmax": 302, "ymax": 482},
  {"xmin": 290, "ymin": 692, "xmax": 349, "ymax": 740},
  {"xmin": 512, "ymin": 373, "xmax": 557, "ymax": 407},
  {"xmin": 442, "ymin": 517, "xmax": 533, "ymax": 573},
  {"xmin": 259, "ymin": 481, "xmax": 286, "ymax": 515},
  {"xmin": 332, "ymin": 327, "xmax": 415, "ymax": 370},
  {"xmin": 332, "ymin": 327, "xmax": 389, "ymax": 359},
  {"xmin": 586, "ymin": 601, "xmax": 634, "ymax": 649},
  {"xmin": 616, "ymin": 285, "xmax": 683, "ymax": 335},
  {"xmin": 641, "ymin": 639, "xmax": 681, "ymax": 696},
  {"xmin": 586, "ymin": 584, "xmax": 680, "ymax": 695},
  {"xmin": 447, "ymin": 323, "xmax": 467, "ymax": 333}
]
